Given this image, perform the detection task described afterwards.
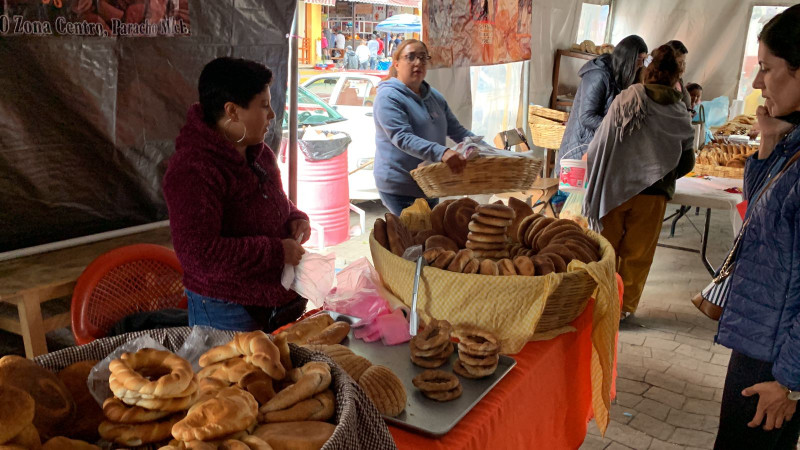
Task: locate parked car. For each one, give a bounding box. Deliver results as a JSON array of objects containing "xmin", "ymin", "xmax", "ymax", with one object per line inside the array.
[
  {"xmin": 280, "ymin": 86, "xmax": 379, "ymax": 200},
  {"xmin": 301, "ymin": 72, "xmax": 385, "ymax": 200}
]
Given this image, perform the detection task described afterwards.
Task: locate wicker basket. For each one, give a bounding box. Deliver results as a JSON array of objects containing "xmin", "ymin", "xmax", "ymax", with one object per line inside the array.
[
  {"xmin": 692, "ymin": 163, "xmax": 745, "ymax": 179},
  {"xmin": 370, "ymin": 229, "xmax": 614, "ymax": 352},
  {"xmin": 529, "ymin": 105, "xmax": 569, "ymax": 123},
  {"xmin": 410, "ymin": 156, "xmax": 542, "ymax": 198},
  {"xmin": 529, "ymin": 123, "xmax": 566, "ymax": 149}
]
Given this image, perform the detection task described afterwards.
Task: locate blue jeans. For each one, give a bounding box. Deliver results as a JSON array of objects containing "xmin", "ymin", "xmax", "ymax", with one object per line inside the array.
[
  {"xmin": 378, "ymin": 191, "xmax": 438, "ymax": 216},
  {"xmin": 186, "ymin": 290, "xmax": 307, "ymax": 332}
]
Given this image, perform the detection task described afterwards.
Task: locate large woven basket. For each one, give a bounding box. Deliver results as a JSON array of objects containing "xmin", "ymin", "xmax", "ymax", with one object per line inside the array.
[
  {"xmin": 692, "ymin": 163, "xmax": 745, "ymax": 179},
  {"xmin": 370, "ymin": 230, "xmax": 614, "ymax": 353},
  {"xmin": 529, "ymin": 123, "xmax": 566, "ymax": 149},
  {"xmin": 529, "ymin": 105, "xmax": 569, "ymax": 122},
  {"xmin": 410, "ymin": 156, "xmax": 542, "ymax": 198}
]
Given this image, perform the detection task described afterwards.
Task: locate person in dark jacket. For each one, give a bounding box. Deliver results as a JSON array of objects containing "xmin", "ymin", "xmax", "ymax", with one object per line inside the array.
[
  {"xmin": 555, "ymin": 35, "xmax": 648, "ymax": 175},
  {"xmin": 714, "ymin": 6, "xmax": 800, "ymax": 449},
  {"xmin": 163, "ymin": 57, "xmax": 310, "ymax": 332},
  {"xmin": 582, "ymin": 45, "xmax": 695, "ymax": 318},
  {"xmin": 667, "ymin": 40, "xmax": 693, "ymax": 113}
]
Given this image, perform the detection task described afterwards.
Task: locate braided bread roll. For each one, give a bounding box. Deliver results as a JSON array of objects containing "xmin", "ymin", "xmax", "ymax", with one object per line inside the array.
[
  {"xmin": 259, "ymin": 362, "xmax": 331, "ymax": 413},
  {"xmin": 199, "ymin": 331, "xmax": 285, "ymax": 380},
  {"xmin": 172, "ymin": 387, "xmax": 258, "ymax": 442}
]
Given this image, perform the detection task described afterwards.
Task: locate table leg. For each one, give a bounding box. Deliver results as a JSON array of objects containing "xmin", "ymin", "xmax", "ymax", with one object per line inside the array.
[
  {"xmin": 16, "ymin": 292, "xmax": 48, "ymax": 358},
  {"xmin": 700, "ymin": 208, "xmax": 714, "ymax": 276}
]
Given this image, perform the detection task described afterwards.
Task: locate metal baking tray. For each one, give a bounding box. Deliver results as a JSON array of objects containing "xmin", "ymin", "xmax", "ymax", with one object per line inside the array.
[{"xmin": 312, "ymin": 311, "xmax": 516, "ymax": 437}]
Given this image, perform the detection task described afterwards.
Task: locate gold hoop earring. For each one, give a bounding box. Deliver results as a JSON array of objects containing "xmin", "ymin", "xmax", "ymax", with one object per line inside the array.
[{"xmin": 223, "ymin": 118, "xmax": 247, "ymax": 143}]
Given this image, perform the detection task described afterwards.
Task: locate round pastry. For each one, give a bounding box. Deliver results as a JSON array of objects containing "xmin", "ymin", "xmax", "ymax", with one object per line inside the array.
[
  {"xmin": 516, "ymin": 214, "xmax": 541, "ymax": 244},
  {"xmin": 306, "ymin": 321, "xmax": 351, "ymax": 345},
  {"xmin": 302, "ymin": 344, "xmax": 353, "ymax": 360},
  {"xmin": 423, "ymin": 247, "xmax": 446, "ymax": 264},
  {"xmin": 507, "ymin": 197, "xmax": 534, "ymax": 243},
  {"xmin": 410, "ymin": 337, "xmax": 448, "ymax": 357},
  {"xmin": 110, "ymin": 349, "xmax": 194, "ymax": 398},
  {"xmin": 430, "ymin": 199, "xmax": 455, "ymax": 235},
  {"xmin": 385, "ymin": 213, "xmax": 414, "ymax": 257},
  {"xmin": 470, "ymin": 213, "xmax": 512, "ymax": 228},
  {"xmin": 538, "ymin": 252, "xmax": 567, "ymax": 273},
  {"xmin": 110, "ymin": 372, "xmax": 197, "ymax": 400},
  {"xmin": 98, "ymin": 413, "xmax": 182, "ymax": 447},
  {"xmin": 358, "ymin": 366, "xmax": 407, "ymax": 417},
  {"xmin": 548, "ymin": 229, "xmax": 597, "ymax": 250},
  {"xmin": 279, "ymin": 314, "xmax": 334, "ymax": 345},
  {"xmin": 413, "ymin": 229, "xmax": 438, "ymax": 247},
  {"xmin": 259, "ymin": 390, "xmax": 334, "ymax": 423},
  {"xmin": 422, "ymin": 384, "xmax": 463, "ymax": 402},
  {"xmin": 478, "ymin": 259, "xmax": 499, "ymax": 276},
  {"xmin": 413, "ymin": 319, "xmax": 452, "ymax": 350},
  {"xmin": 425, "ymin": 235, "xmax": 459, "ymax": 252},
  {"xmin": 512, "ymin": 256, "xmax": 535, "ymax": 276},
  {"xmin": 116, "ymin": 384, "xmax": 198, "ymax": 411},
  {"xmin": 458, "ymin": 351, "xmax": 500, "ymax": 367},
  {"xmin": 200, "ymin": 330, "xmax": 285, "ymax": 380},
  {"xmin": 538, "ymin": 244, "xmax": 575, "ymax": 265},
  {"xmin": 333, "ymin": 354, "xmax": 372, "ymax": 382},
  {"xmin": 410, "ymin": 353, "xmax": 448, "ymax": 368},
  {"xmin": 533, "ymin": 222, "xmax": 583, "ymax": 251},
  {"xmin": 475, "ymin": 204, "xmax": 515, "ymax": 219},
  {"xmin": 466, "ymin": 232, "xmax": 507, "ymax": 243},
  {"xmin": 431, "ymin": 250, "xmax": 456, "ymax": 269},
  {"xmin": 172, "ymin": 387, "xmax": 258, "ymax": 442},
  {"xmin": 471, "ymin": 249, "xmax": 510, "ymax": 260},
  {"xmin": 41, "ymin": 436, "xmax": 101, "ymax": 450},
  {"xmin": 197, "ymin": 357, "xmax": 261, "ymax": 385},
  {"xmin": 444, "ymin": 198, "xmax": 479, "ymax": 248},
  {"xmin": 0, "ymin": 384, "xmax": 35, "ymax": 444},
  {"xmin": 0, "ymin": 355, "xmax": 75, "ymax": 440},
  {"xmin": 57, "ymin": 360, "xmax": 104, "ymax": 442},
  {"xmin": 102, "ymin": 397, "xmax": 172, "ymax": 424},
  {"xmin": 467, "ymin": 221, "xmax": 506, "ymax": 234},
  {"xmin": 531, "ymin": 255, "xmax": 556, "ymax": 275},
  {"xmin": 447, "ymin": 249, "xmax": 474, "ymax": 272},
  {"xmin": 453, "ymin": 360, "xmax": 492, "ymax": 379},
  {"xmin": 373, "ymin": 218, "xmax": 389, "ymax": 250},
  {"xmin": 465, "ymin": 240, "xmax": 507, "ymax": 251},
  {"xmin": 412, "ymin": 370, "xmax": 460, "ymax": 392},
  {"xmin": 562, "ymin": 242, "xmax": 596, "ymax": 263},
  {"xmin": 260, "ymin": 363, "xmax": 331, "ymax": 414},
  {"xmin": 497, "ymin": 258, "xmax": 517, "ymax": 275},
  {"xmin": 462, "ymin": 258, "xmax": 480, "ymax": 274},
  {"xmin": 254, "ymin": 421, "xmax": 336, "ymax": 450},
  {"xmin": 454, "ymin": 328, "xmax": 500, "ymax": 355},
  {"xmin": 525, "ymin": 217, "xmax": 555, "ymax": 247}
]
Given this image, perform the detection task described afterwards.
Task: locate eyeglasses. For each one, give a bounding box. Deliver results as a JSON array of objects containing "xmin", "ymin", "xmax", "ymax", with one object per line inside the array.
[{"xmin": 401, "ymin": 53, "xmax": 432, "ymax": 64}]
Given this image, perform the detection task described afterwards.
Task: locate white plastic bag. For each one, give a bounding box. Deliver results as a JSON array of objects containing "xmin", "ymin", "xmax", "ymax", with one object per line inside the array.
[{"xmin": 281, "ymin": 252, "xmax": 336, "ymax": 307}]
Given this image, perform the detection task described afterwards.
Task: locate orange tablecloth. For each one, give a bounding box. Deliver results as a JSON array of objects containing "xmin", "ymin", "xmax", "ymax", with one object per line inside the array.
[{"xmin": 390, "ymin": 299, "xmax": 613, "ymax": 450}]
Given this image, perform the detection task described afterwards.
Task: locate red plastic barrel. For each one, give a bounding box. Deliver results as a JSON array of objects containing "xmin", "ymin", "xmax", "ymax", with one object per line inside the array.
[{"xmin": 280, "ymin": 143, "xmax": 350, "ymax": 247}]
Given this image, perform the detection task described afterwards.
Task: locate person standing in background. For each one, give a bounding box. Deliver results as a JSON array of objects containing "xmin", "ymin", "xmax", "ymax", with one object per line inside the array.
[
  {"xmin": 687, "ymin": 83, "xmax": 703, "ymax": 119},
  {"xmin": 667, "ymin": 40, "xmax": 692, "ymax": 113},
  {"xmin": 376, "ymin": 33, "xmax": 385, "ymax": 59},
  {"xmin": 334, "ymin": 28, "xmax": 346, "ymax": 57},
  {"xmin": 367, "ymin": 35, "xmax": 380, "ymax": 70},
  {"xmin": 356, "ymin": 40, "xmax": 371, "ymax": 70}
]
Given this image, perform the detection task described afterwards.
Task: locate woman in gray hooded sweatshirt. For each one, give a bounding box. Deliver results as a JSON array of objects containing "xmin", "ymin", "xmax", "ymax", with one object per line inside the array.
[{"xmin": 372, "ymin": 39, "xmax": 471, "ymax": 215}]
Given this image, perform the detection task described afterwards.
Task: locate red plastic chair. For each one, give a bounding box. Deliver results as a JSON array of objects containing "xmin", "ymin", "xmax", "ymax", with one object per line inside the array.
[{"xmin": 71, "ymin": 244, "xmax": 187, "ymax": 345}]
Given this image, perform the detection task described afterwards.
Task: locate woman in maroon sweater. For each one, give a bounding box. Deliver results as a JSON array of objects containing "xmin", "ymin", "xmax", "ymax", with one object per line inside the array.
[{"xmin": 163, "ymin": 57, "xmax": 310, "ymax": 332}]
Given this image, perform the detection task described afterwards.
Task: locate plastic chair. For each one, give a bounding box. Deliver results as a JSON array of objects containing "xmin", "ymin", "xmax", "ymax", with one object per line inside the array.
[{"xmin": 71, "ymin": 244, "xmax": 187, "ymax": 345}]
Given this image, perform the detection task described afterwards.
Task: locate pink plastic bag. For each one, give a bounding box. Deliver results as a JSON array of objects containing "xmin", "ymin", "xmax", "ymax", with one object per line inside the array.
[{"xmin": 376, "ymin": 308, "xmax": 412, "ymax": 345}]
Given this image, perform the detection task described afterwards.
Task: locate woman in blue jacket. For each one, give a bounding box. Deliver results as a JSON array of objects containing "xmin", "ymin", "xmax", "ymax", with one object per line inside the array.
[
  {"xmin": 372, "ymin": 39, "xmax": 470, "ymax": 215},
  {"xmin": 715, "ymin": 6, "xmax": 800, "ymax": 448}
]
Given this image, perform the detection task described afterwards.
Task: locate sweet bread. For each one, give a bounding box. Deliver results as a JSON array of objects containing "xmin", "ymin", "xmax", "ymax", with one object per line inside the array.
[
  {"xmin": 471, "ymin": 213, "xmax": 513, "ymax": 228},
  {"xmin": 516, "ymin": 214, "xmax": 542, "ymax": 243},
  {"xmin": 102, "ymin": 397, "xmax": 172, "ymax": 424},
  {"xmin": 525, "ymin": 217, "xmax": 554, "ymax": 247},
  {"xmin": 447, "ymin": 249, "xmax": 474, "ymax": 272},
  {"xmin": 538, "ymin": 252, "xmax": 567, "ymax": 273},
  {"xmin": 259, "ymin": 390, "xmax": 334, "ymax": 423},
  {"xmin": 41, "ymin": 436, "xmax": 101, "ymax": 450},
  {"xmin": 530, "ymin": 255, "xmax": 556, "ymax": 275},
  {"xmin": 358, "ymin": 366, "xmax": 407, "ymax": 417},
  {"xmin": 466, "ymin": 232, "xmax": 507, "ymax": 243},
  {"xmin": 478, "ymin": 259, "xmax": 499, "ymax": 275},
  {"xmin": 412, "ymin": 370, "xmax": 459, "ymax": 392},
  {"xmin": 410, "ymin": 339, "xmax": 454, "ymax": 358},
  {"xmin": 444, "ymin": 198, "xmax": 478, "ymax": 247},
  {"xmin": 413, "ymin": 229, "xmax": 438, "ymax": 247},
  {"xmin": 472, "ymin": 249, "xmax": 510, "ymax": 259},
  {"xmin": 422, "ymin": 384, "xmax": 463, "ymax": 402},
  {"xmin": 386, "ymin": 213, "xmax": 414, "ymax": 256},
  {"xmin": 57, "ymin": 360, "xmax": 104, "ymax": 442},
  {"xmin": 425, "ymin": 235, "xmax": 459, "ymax": 252},
  {"xmin": 115, "ymin": 382, "xmax": 198, "ymax": 412},
  {"xmin": 563, "ymin": 242, "xmax": 596, "ymax": 264},
  {"xmin": 333, "ymin": 354, "xmax": 372, "ymax": 382},
  {"xmin": 260, "ymin": 362, "xmax": 331, "ymax": 413},
  {"xmin": 99, "ymin": 413, "xmax": 182, "ymax": 446},
  {"xmin": 110, "ymin": 372, "xmax": 197, "ymax": 401},
  {"xmin": 430, "ymin": 200, "xmax": 455, "ymax": 235},
  {"xmin": 254, "ymin": 421, "xmax": 336, "ymax": 450},
  {"xmin": 475, "ymin": 204, "xmax": 515, "ymax": 219},
  {"xmin": 423, "ymin": 247, "xmax": 446, "ymax": 264},
  {"xmin": 0, "ymin": 385, "xmax": 35, "ymax": 444},
  {"xmin": 454, "ymin": 328, "xmax": 500, "ymax": 354},
  {"xmin": 5, "ymin": 423, "xmax": 40, "ymax": 449},
  {"xmin": 373, "ymin": 218, "xmax": 388, "ymax": 250},
  {"xmin": 272, "ymin": 333, "xmax": 293, "ymax": 373},
  {"xmin": 507, "ymin": 197, "xmax": 533, "ymax": 243},
  {"xmin": 453, "ymin": 359, "xmax": 498, "ymax": 378},
  {"xmin": 512, "ymin": 256, "xmax": 535, "ymax": 276},
  {"xmin": 497, "ymin": 258, "xmax": 517, "ymax": 275},
  {"xmin": 467, "ymin": 221, "xmax": 506, "ymax": 234},
  {"xmin": 110, "ymin": 349, "xmax": 194, "ymax": 399},
  {"xmin": 200, "ymin": 331, "xmax": 285, "ymax": 380},
  {"xmin": 533, "ymin": 220, "xmax": 583, "ymax": 251},
  {"xmin": 279, "ymin": 314, "xmax": 334, "ymax": 346},
  {"xmin": 458, "ymin": 351, "xmax": 499, "ymax": 367},
  {"xmin": 301, "ymin": 344, "xmax": 353, "ymax": 360},
  {"xmin": 465, "ymin": 240, "xmax": 507, "ymax": 250},
  {"xmin": 462, "ymin": 258, "xmax": 480, "ymax": 274},
  {"xmin": 431, "ymin": 250, "xmax": 456, "ymax": 269},
  {"xmin": 306, "ymin": 321, "xmax": 350, "ymax": 345},
  {"xmin": 172, "ymin": 387, "xmax": 258, "ymax": 442},
  {"xmin": 537, "ymin": 244, "xmax": 575, "ymax": 265}
]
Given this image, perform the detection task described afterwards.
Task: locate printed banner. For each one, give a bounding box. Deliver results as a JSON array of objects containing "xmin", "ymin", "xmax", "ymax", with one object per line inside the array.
[
  {"xmin": 422, "ymin": 0, "xmax": 532, "ymax": 68},
  {"xmin": 0, "ymin": 0, "xmax": 190, "ymax": 37}
]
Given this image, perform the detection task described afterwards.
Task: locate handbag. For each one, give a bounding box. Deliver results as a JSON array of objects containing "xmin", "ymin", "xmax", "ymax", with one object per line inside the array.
[{"xmin": 692, "ymin": 147, "xmax": 800, "ymax": 320}]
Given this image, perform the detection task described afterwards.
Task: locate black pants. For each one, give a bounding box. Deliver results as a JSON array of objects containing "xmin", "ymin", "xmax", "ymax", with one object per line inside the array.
[{"xmin": 715, "ymin": 350, "xmax": 800, "ymax": 449}]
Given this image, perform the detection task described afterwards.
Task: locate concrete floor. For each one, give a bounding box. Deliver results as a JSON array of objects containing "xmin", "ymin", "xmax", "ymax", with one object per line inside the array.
[{"xmin": 0, "ymin": 198, "xmax": 770, "ymax": 448}]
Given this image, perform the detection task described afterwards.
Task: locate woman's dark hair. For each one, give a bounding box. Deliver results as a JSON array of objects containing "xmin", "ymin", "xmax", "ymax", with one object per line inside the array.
[
  {"xmin": 198, "ymin": 57, "xmax": 273, "ymax": 126},
  {"xmin": 686, "ymin": 82, "xmax": 703, "ymax": 93},
  {"xmin": 385, "ymin": 39, "xmax": 428, "ymax": 80},
  {"xmin": 642, "ymin": 45, "xmax": 681, "ymax": 86},
  {"xmin": 667, "ymin": 40, "xmax": 688, "ymax": 55},
  {"xmin": 758, "ymin": 5, "xmax": 800, "ymax": 71},
  {"xmin": 612, "ymin": 35, "xmax": 648, "ymax": 90}
]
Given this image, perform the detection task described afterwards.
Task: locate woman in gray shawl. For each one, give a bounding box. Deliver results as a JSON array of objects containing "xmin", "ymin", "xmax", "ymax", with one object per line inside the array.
[{"xmin": 582, "ymin": 45, "xmax": 695, "ymax": 318}]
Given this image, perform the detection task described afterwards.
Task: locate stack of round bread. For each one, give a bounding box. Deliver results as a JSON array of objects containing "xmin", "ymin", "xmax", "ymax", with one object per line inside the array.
[
  {"xmin": 466, "ymin": 204, "xmax": 515, "ymax": 260},
  {"xmin": 409, "ymin": 319, "xmax": 454, "ymax": 369},
  {"xmin": 100, "ymin": 348, "xmax": 196, "ymax": 446},
  {"xmin": 301, "ymin": 344, "xmax": 407, "ymax": 418},
  {"xmin": 452, "ymin": 328, "xmax": 501, "ymax": 379},
  {"xmin": 507, "ymin": 215, "xmax": 601, "ymax": 275},
  {"xmin": 412, "ymin": 370, "xmax": 462, "ymax": 402}
]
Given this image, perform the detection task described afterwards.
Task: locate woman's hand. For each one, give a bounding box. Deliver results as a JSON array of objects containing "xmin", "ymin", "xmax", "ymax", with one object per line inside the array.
[
  {"xmin": 282, "ymin": 239, "xmax": 305, "ymax": 266},
  {"xmin": 442, "ymin": 149, "xmax": 466, "ymax": 174},
  {"xmin": 742, "ymin": 381, "xmax": 797, "ymax": 430},
  {"xmin": 756, "ymin": 105, "xmax": 794, "ymax": 160},
  {"xmin": 290, "ymin": 219, "xmax": 311, "ymax": 244}
]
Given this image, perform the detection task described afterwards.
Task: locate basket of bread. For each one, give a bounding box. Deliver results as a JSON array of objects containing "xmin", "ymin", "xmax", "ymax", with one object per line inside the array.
[
  {"xmin": 694, "ymin": 142, "xmax": 758, "ymax": 178},
  {"xmin": 570, "ymin": 40, "xmax": 615, "ymax": 55},
  {"xmin": 410, "ymin": 155, "xmax": 542, "ymax": 198},
  {"xmin": 19, "ymin": 326, "xmax": 395, "ymax": 450},
  {"xmin": 528, "ymin": 105, "xmax": 568, "ymax": 149},
  {"xmin": 713, "ymin": 114, "xmax": 757, "ymax": 139},
  {"xmin": 371, "ymin": 197, "xmax": 617, "ymax": 353}
]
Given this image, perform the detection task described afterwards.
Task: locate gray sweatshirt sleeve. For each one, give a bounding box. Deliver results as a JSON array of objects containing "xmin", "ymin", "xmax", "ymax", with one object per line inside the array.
[{"xmin": 374, "ymin": 94, "xmax": 448, "ymax": 162}]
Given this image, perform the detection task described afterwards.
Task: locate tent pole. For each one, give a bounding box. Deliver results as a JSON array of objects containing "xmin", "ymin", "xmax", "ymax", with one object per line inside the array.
[
  {"xmin": 352, "ymin": 2, "xmax": 356, "ymax": 46},
  {"xmin": 288, "ymin": 2, "xmax": 299, "ymax": 204}
]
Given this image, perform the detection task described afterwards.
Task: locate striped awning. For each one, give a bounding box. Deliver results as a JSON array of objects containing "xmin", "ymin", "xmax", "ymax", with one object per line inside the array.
[
  {"xmin": 305, "ymin": 0, "xmax": 336, "ymax": 5},
  {"xmin": 341, "ymin": 0, "xmax": 420, "ymax": 7}
]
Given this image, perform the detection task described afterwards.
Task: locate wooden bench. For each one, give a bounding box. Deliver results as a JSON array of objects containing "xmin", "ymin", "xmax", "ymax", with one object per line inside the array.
[{"xmin": 0, "ymin": 227, "xmax": 173, "ymax": 358}]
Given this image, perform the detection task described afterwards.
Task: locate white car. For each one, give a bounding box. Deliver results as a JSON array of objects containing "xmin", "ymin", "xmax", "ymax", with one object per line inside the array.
[{"xmin": 302, "ymin": 73, "xmax": 385, "ymax": 201}]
